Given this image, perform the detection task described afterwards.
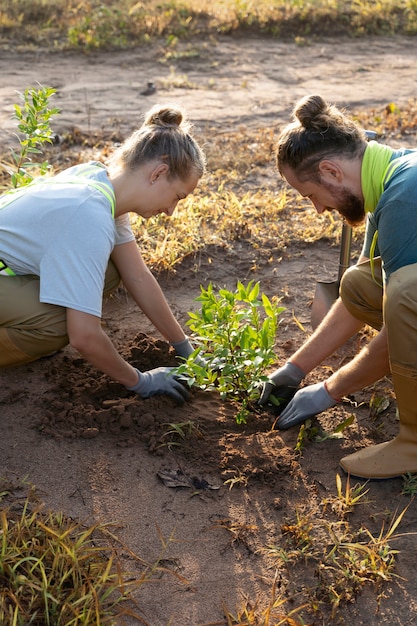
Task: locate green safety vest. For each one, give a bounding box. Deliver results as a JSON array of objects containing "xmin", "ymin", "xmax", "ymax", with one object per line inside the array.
[{"xmin": 369, "ymin": 156, "xmax": 402, "ymax": 285}]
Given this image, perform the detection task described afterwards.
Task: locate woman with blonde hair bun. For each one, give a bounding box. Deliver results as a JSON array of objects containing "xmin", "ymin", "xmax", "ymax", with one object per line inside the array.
[{"xmin": 0, "ymin": 103, "xmax": 206, "ymax": 403}]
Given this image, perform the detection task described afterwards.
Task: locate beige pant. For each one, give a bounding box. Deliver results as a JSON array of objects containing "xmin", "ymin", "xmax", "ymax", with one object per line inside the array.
[
  {"xmin": 384, "ymin": 262, "xmax": 417, "ymax": 373},
  {"xmin": 340, "ymin": 257, "xmax": 384, "ymax": 331},
  {"xmin": 0, "ymin": 262, "xmax": 120, "ymax": 367},
  {"xmin": 339, "ymin": 260, "xmax": 417, "ymax": 478},
  {"xmin": 341, "ymin": 258, "xmax": 417, "ymax": 367},
  {"xmin": 341, "ymin": 257, "xmax": 417, "ymax": 410}
]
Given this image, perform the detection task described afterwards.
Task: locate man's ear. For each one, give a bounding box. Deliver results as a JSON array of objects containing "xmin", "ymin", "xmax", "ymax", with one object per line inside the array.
[
  {"xmin": 318, "ymin": 159, "xmax": 343, "ymax": 183},
  {"xmin": 150, "ymin": 162, "xmax": 169, "ymax": 184}
]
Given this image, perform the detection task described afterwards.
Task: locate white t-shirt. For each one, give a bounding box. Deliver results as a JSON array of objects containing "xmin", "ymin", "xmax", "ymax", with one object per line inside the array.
[{"xmin": 0, "ymin": 162, "xmax": 135, "ymax": 317}]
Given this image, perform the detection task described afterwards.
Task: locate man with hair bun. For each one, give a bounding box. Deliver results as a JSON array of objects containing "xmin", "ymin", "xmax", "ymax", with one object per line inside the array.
[
  {"xmin": 0, "ymin": 104, "xmax": 206, "ymax": 404},
  {"xmin": 259, "ymin": 93, "xmax": 417, "ymax": 479}
]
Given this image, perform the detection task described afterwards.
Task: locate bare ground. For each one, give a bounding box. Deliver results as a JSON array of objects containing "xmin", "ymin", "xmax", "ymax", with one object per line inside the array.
[{"xmin": 2, "ymin": 35, "xmax": 417, "ymax": 625}]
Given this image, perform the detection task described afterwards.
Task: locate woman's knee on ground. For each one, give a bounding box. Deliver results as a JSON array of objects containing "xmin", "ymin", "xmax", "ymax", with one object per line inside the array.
[{"xmin": 4, "ymin": 311, "xmax": 69, "ymax": 363}]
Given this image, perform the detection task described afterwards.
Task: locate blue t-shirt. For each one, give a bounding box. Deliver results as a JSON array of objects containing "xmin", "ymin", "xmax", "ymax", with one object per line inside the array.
[{"xmin": 0, "ymin": 162, "xmax": 135, "ymax": 316}]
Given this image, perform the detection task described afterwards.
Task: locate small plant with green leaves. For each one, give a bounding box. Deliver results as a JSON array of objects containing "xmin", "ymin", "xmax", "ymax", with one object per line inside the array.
[
  {"xmin": 294, "ymin": 414, "xmax": 355, "ymax": 454},
  {"xmin": 4, "ymin": 84, "xmax": 59, "ymax": 189},
  {"xmin": 159, "ymin": 419, "xmax": 202, "ymax": 450},
  {"xmin": 176, "ymin": 280, "xmax": 285, "ymax": 423}
]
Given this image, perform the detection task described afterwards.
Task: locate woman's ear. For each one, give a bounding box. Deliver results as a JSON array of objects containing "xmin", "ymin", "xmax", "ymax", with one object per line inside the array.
[{"xmin": 150, "ymin": 162, "xmax": 169, "ymax": 184}]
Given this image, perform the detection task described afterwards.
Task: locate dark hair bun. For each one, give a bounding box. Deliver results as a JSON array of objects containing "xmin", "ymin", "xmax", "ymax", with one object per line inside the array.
[{"xmin": 294, "ymin": 94, "xmax": 327, "ymax": 129}]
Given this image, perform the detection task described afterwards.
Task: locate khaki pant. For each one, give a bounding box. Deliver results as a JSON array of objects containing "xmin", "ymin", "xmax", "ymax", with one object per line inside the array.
[
  {"xmin": 340, "ymin": 257, "xmax": 384, "ymax": 330},
  {"xmin": 384, "ymin": 262, "xmax": 417, "ymax": 373},
  {"xmin": 0, "ymin": 262, "xmax": 120, "ymax": 367},
  {"xmin": 339, "ymin": 260, "xmax": 417, "ymax": 478},
  {"xmin": 341, "ymin": 257, "xmax": 417, "ymax": 368}
]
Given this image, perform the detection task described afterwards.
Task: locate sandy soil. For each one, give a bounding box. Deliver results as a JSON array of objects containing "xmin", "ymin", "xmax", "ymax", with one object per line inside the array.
[{"xmin": 2, "ymin": 35, "xmax": 417, "ymax": 625}]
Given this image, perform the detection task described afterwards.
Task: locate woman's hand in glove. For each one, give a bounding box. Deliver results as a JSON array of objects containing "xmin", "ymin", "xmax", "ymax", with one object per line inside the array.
[
  {"xmin": 276, "ymin": 382, "xmax": 337, "ymax": 430},
  {"xmin": 170, "ymin": 337, "xmax": 208, "ymax": 367},
  {"xmin": 127, "ymin": 367, "xmax": 190, "ymax": 404},
  {"xmin": 171, "ymin": 336, "xmax": 225, "ymax": 370},
  {"xmin": 258, "ymin": 361, "xmax": 305, "ymax": 407}
]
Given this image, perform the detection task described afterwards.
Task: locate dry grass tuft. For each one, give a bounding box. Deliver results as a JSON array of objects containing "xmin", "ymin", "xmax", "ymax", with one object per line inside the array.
[{"xmin": 0, "ymin": 479, "xmax": 183, "ymax": 626}]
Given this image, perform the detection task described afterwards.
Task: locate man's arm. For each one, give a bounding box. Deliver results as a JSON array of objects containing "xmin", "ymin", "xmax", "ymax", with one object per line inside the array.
[
  {"xmin": 325, "ymin": 324, "xmax": 390, "ymax": 399},
  {"xmin": 276, "ymin": 325, "xmax": 391, "ymax": 429},
  {"xmin": 259, "ymin": 297, "xmax": 364, "ymax": 405},
  {"xmin": 287, "ymin": 297, "xmax": 364, "ymax": 374}
]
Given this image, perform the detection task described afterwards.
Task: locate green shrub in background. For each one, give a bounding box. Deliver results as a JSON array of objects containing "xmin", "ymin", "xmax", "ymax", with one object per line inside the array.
[
  {"xmin": 177, "ymin": 280, "xmax": 284, "ymax": 423},
  {"xmin": 4, "ymin": 84, "xmax": 59, "ymax": 189}
]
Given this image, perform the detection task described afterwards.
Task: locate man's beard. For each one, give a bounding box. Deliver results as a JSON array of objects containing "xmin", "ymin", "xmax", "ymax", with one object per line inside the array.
[{"xmin": 323, "ymin": 182, "xmax": 365, "ymax": 226}]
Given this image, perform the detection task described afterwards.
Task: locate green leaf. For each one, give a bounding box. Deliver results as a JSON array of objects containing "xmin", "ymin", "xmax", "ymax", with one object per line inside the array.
[{"xmin": 333, "ymin": 414, "xmax": 355, "ymax": 433}]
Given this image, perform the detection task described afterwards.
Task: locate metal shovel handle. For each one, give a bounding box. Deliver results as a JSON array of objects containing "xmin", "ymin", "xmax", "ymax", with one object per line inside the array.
[
  {"xmin": 338, "ymin": 222, "xmax": 352, "ymax": 282},
  {"xmin": 336, "ymin": 129, "xmax": 375, "ymax": 282}
]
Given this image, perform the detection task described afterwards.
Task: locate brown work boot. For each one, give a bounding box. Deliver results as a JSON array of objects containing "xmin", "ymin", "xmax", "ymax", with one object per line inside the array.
[{"xmin": 340, "ymin": 366, "xmax": 417, "ymax": 479}]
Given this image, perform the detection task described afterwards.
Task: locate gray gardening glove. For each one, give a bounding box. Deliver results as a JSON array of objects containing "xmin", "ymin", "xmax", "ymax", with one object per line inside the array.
[
  {"xmin": 258, "ymin": 361, "xmax": 305, "ymax": 407},
  {"xmin": 277, "ymin": 381, "xmax": 337, "ymax": 430},
  {"xmin": 127, "ymin": 367, "xmax": 189, "ymax": 404},
  {"xmin": 170, "ymin": 336, "xmax": 209, "ymax": 368},
  {"xmin": 171, "ymin": 337, "xmax": 226, "ymax": 373}
]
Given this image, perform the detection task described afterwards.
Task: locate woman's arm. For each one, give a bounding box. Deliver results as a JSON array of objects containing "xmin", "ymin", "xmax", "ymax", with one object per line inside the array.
[
  {"xmin": 66, "ymin": 308, "xmax": 138, "ymax": 387},
  {"xmin": 111, "ymin": 240, "xmax": 186, "ymax": 343},
  {"xmin": 66, "ymin": 308, "xmax": 189, "ymax": 402}
]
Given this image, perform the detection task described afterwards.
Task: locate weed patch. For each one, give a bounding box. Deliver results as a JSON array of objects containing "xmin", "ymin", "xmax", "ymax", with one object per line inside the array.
[
  {"xmin": 0, "ymin": 490, "xmax": 145, "ymax": 624},
  {"xmin": 255, "ymin": 482, "xmax": 411, "ymax": 623}
]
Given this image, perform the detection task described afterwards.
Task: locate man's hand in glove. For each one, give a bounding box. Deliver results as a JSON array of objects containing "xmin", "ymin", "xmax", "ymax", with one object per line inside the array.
[
  {"xmin": 258, "ymin": 361, "xmax": 305, "ymax": 407},
  {"xmin": 276, "ymin": 381, "xmax": 338, "ymax": 430},
  {"xmin": 127, "ymin": 367, "xmax": 190, "ymax": 404}
]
